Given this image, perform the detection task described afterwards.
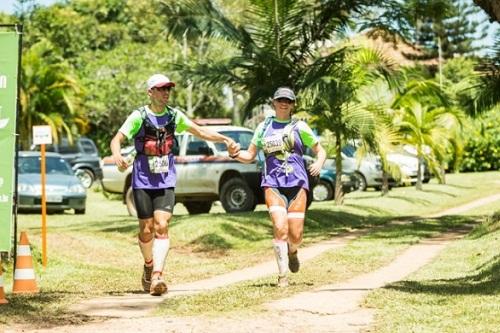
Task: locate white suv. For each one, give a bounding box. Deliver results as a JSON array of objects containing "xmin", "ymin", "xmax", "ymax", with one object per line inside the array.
[{"xmin": 101, "ymin": 125, "xmax": 263, "ymax": 215}]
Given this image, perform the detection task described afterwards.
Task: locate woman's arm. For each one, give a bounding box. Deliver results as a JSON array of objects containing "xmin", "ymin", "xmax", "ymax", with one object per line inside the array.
[
  {"xmin": 308, "ymin": 142, "xmax": 326, "ymax": 176},
  {"xmin": 233, "ymin": 143, "xmax": 258, "ymax": 164}
]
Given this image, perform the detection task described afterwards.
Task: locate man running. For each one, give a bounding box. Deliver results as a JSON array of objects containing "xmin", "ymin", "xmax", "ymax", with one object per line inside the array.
[{"xmin": 110, "ymin": 73, "xmax": 235, "ymax": 296}]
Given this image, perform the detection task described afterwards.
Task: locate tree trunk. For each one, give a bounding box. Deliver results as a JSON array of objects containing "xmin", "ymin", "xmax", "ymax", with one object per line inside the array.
[
  {"xmin": 416, "ymin": 155, "xmax": 423, "ymax": 190},
  {"xmin": 474, "ymin": 0, "xmax": 500, "ymax": 22},
  {"xmin": 334, "ymin": 130, "xmax": 344, "ymax": 205},
  {"xmin": 381, "ymin": 169, "xmax": 389, "ymax": 196},
  {"xmin": 439, "ymin": 163, "xmax": 446, "ymax": 184}
]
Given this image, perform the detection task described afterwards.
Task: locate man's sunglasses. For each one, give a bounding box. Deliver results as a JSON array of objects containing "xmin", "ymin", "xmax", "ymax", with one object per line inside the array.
[
  {"xmin": 275, "ymin": 98, "xmax": 294, "ymax": 104},
  {"xmin": 154, "ymin": 86, "xmax": 172, "ymax": 92}
]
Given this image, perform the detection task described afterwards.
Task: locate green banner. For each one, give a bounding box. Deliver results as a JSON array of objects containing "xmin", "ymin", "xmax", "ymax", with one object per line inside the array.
[{"xmin": 0, "ymin": 29, "xmax": 20, "ymax": 252}]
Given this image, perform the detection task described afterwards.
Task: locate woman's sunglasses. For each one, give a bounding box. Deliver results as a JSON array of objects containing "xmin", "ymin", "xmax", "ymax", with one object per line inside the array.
[{"xmin": 275, "ymin": 98, "xmax": 294, "ymax": 104}]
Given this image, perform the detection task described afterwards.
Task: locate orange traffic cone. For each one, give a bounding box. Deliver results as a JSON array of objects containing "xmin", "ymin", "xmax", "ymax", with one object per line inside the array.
[
  {"xmin": 0, "ymin": 261, "xmax": 8, "ymax": 304},
  {"xmin": 12, "ymin": 231, "xmax": 39, "ymax": 294}
]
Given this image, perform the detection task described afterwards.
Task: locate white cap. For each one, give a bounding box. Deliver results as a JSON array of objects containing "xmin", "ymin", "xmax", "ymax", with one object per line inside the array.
[
  {"xmin": 146, "ymin": 74, "xmax": 176, "ymax": 90},
  {"xmin": 273, "ymin": 87, "xmax": 296, "ymax": 101}
]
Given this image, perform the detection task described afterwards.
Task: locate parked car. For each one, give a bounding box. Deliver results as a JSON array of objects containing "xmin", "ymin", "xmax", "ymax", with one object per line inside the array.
[
  {"xmin": 38, "ymin": 137, "xmax": 103, "ymax": 189},
  {"xmin": 309, "ymin": 158, "xmax": 359, "ymax": 201},
  {"xmin": 341, "ymin": 144, "xmax": 430, "ymax": 191},
  {"xmin": 101, "ymin": 125, "xmax": 263, "ymax": 215},
  {"xmin": 17, "ymin": 151, "xmax": 87, "ymax": 214}
]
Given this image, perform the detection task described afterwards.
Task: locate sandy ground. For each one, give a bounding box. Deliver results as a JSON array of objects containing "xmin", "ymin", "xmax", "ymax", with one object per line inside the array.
[{"xmin": 5, "ymin": 193, "xmax": 500, "ymax": 333}]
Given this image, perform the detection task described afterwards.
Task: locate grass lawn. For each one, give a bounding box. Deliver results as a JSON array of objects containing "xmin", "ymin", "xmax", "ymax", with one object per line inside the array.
[
  {"xmin": 0, "ymin": 171, "xmax": 499, "ymax": 328},
  {"xmin": 364, "ymin": 211, "xmax": 500, "ymax": 333}
]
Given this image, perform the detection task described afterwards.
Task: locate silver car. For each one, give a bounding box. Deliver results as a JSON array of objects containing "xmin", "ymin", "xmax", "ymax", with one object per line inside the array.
[
  {"xmin": 341, "ymin": 144, "xmax": 430, "ymax": 191},
  {"xmin": 101, "ymin": 125, "xmax": 262, "ymax": 215},
  {"xmin": 17, "ymin": 151, "xmax": 87, "ymax": 214}
]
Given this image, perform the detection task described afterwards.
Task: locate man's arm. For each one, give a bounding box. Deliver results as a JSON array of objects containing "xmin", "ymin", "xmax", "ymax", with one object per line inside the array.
[
  {"xmin": 110, "ymin": 131, "xmax": 128, "ymax": 170},
  {"xmin": 186, "ymin": 123, "xmax": 231, "ymax": 143}
]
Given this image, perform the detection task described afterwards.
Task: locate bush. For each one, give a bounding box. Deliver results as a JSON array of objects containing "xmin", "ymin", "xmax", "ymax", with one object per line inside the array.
[{"xmin": 460, "ymin": 110, "xmax": 500, "ymax": 172}]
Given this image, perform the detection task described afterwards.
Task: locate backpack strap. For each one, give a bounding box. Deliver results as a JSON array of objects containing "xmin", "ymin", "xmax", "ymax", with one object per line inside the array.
[{"xmin": 282, "ymin": 118, "xmax": 299, "ymax": 153}]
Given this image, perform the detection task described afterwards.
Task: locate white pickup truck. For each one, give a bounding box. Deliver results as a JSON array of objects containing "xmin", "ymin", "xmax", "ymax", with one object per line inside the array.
[{"xmin": 101, "ymin": 125, "xmax": 265, "ymax": 215}]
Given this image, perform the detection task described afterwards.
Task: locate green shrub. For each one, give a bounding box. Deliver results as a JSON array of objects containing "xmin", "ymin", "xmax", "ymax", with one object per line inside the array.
[{"xmin": 460, "ymin": 110, "xmax": 500, "ymax": 171}]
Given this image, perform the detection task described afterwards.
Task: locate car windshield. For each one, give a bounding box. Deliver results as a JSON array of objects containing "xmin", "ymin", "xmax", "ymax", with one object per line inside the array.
[
  {"xmin": 18, "ymin": 156, "xmax": 73, "ymax": 175},
  {"xmin": 214, "ymin": 131, "xmax": 253, "ymax": 152}
]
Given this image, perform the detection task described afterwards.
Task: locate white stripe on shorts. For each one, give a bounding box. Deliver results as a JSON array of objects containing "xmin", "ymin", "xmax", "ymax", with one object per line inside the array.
[
  {"xmin": 288, "ymin": 212, "xmax": 305, "ymax": 219},
  {"xmin": 268, "ymin": 206, "xmax": 287, "ymax": 214}
]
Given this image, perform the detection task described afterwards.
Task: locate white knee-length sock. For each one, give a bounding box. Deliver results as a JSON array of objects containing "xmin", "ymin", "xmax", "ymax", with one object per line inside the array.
[
  {"xmin": 152, "ymin": 237, "xmax": 170, "ymax": 274},
  {"xmin": 272, "ymin": 239, "xmax": 289, "ymax": 276}
]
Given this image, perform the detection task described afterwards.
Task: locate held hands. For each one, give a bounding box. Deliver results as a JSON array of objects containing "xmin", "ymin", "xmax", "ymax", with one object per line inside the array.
[
  {"xmin": 225, "ymin": 139, "xmax": 241, "ymax": 158},
  {"xmin": 308, "ymin": 161, "xmax": 322, "ymax": 177}
]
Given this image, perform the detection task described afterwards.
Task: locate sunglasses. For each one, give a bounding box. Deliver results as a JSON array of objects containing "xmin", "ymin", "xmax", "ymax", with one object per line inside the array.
[
  {"xmin": 275, "ymin": 98, "xmax": 294, "ymax": 104},
  {"xmin": 154, "ymin": 86, "xmax": 172, "ymax": 92}
]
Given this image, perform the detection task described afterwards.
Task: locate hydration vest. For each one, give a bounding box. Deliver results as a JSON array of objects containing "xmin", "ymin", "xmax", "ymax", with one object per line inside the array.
[
  {"xmin": 134, "ymin": 106, "xmax": 177, "ymax": 156},
  {"xmin": 261, "ymin": 117, "xmax": 300, "ymax": 157}
]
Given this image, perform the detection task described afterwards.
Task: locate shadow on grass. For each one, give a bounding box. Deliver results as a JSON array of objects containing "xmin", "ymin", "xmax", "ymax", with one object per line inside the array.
[
  {"xmin": 364, "ymin": 215, "xmax": 477, "ymax": 242},
  {"xmin": 421, "ymin": 188, "xmax": 458, "ymax": 197},
  {"xmin": 384, "ymin": 195, "xmax": 432, "ymax": 205},
  {"xmin": 1, "ymin": 292, "xmax": 99, "ymax": 328},
  {"xmin": 188, "ymin": 233, "xmax": 233, "ymax": 252},
  {"xmin": 384, "ymin": 254, "xmax": 500, "ymax": 296}
]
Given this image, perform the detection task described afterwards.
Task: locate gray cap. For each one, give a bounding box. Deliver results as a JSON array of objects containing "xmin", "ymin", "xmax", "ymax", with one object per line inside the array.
[{"xmin": 273, "ymin": 87, "xmax": 296, "ymax": 101}]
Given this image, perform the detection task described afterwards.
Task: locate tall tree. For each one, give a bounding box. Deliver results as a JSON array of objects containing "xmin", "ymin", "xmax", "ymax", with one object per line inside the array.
[
  {"xmin": 19, "ymin": 39, "xmax": 86, "ymax": 149},
  {"xmin": 160, "ymin": 0, "xmax": 382, "ymax": 122},
  {"xmin": 303, "ymin": 46, "xmax": 397, "ymax": 202},
  {"xmin": 474, "ymin": 0, "xmax": 500, "ymax": 22}
]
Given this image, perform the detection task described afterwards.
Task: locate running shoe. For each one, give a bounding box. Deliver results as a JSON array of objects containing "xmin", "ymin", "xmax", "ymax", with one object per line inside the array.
[
  {"xmin": 150, "ymin": 277, "xmax": 168, "ymax": 296},
  {"xmin": 277, "ymin": 275, "xmax": 289, "ymax": 288},
  {"xmin": 142, "ymin": 265, "xmax": 153, "ymax": 292},
  {"xmin": 288, "ymin": 250, "xmax": 300, "ymax": 273}
]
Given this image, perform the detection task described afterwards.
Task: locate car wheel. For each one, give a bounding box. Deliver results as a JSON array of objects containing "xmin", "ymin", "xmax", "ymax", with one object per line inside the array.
[
  {"xmin": 75, "ymin": 208, "xmax": 86, "ymax": 215},
  {"xmin": 75, "ymin": 169, "xmax": 94, "ymax": 188},
  {"xmin": 353, "ymin": 172, "xmax": 367, "ymax": 191},
  {"xmin": 312, "ymin": 180, "xmax": 333, "ymax": 201},
  {"xmin": 220, "ymin": 178, "xmax": 255, "ymax": 213},
  {"xmin": 125, "ymin": 186, "xmax": 138, "ymax": 217},
  {"xmin": 183, "ymin": 201, "xmax": 213, "ymax": 214}
]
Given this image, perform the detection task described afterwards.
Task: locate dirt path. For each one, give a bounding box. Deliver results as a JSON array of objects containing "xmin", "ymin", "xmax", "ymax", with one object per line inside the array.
[{"xmin": 13, "ymin": 193, "xmax": 500, "ymax": 333}]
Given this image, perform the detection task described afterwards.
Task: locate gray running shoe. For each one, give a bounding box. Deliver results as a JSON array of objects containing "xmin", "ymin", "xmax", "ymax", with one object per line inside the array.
[
  {"xmin": 288, "ymin": 251, "xmax": 300, "ymax": 273},
  {"xmin": 150, "ymin": 277, "xmax": 168, "ymax": 296},
  {"xmin": 142, "ymin": 265, "xmax": 153, "ymax": 292},
  {"xmin": 277, "ymin": 275, "xmax": 289, "ymax": 288}
]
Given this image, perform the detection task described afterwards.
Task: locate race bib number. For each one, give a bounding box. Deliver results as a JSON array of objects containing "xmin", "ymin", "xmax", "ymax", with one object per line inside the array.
[
  {"xmin": 263, "ymin": 134, "xmax": 284, "ymax": 154},
  {"xmin": 148, "ymin": 155, "xmax": 169, "ymax": 174}
]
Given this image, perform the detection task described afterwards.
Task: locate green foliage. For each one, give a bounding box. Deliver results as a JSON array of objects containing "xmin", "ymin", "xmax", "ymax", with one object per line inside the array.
[
  {"xmin": 19, "ymin": 38, "xmax": 86, "ymax": 149},
  {"xmin": 160, "ymin": 0, "xmax": 383, "ymax": 121},
  {"xmin": 460, "ymin": 109, "xmax": 500, "ymax": 171}
]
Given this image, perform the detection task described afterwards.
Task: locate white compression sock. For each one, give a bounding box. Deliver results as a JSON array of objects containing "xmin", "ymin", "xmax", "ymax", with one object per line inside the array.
[
  {"xmin": 272, "ymin": 239, "xmax": 289, "ymax": 276},
  {"xmin": 152, "ymin": 237, "xmax": 170, "ymax": 274}
]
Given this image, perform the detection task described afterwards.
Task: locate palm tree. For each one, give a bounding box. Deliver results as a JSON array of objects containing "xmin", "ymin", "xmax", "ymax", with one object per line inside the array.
[
  {"xmin": 19, "ymin": 39, "xmax": 86, "ymax": 149},
  {"xmin": 303, "ymin": 46, "xmax": 397, "ymax": 202},
  {"xmin": 160, "ymin": 0, "xmax": 381, "ymax": 122},
  {"xmin": 462, "ymin": 35, "xmax": 500, "ymax": 115},
  {"xmin": 393, "ymin": 99, "xmax": 463, "ymax": 190}
]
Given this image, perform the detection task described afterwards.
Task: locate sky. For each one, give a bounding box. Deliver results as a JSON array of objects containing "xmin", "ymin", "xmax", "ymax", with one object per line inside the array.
[{"xmin": 0, "ymin": 0, "xmax": 57, "ymax": 14}]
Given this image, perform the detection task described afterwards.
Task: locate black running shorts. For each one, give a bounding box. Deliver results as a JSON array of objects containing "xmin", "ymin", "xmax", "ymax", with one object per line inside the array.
[{"xmin": 133, "ymin": 188, "xmax": 175, "ymax": 219}]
